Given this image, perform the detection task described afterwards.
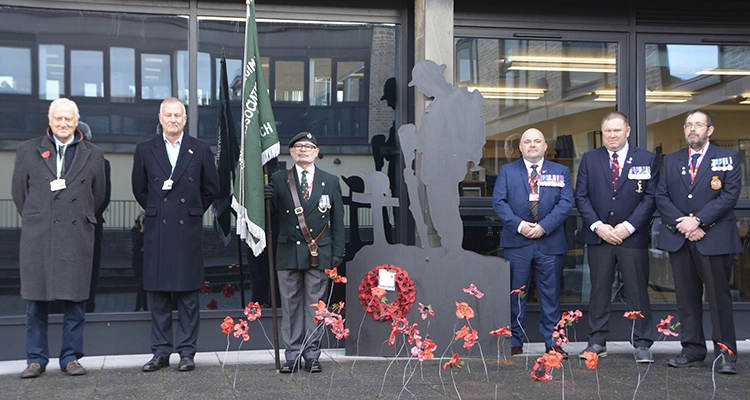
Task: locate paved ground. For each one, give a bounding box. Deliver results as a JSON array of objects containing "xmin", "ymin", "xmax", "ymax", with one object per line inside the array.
[{"xmin": 1, "ymin": 340, "xmax": 747, "ymax": 399}]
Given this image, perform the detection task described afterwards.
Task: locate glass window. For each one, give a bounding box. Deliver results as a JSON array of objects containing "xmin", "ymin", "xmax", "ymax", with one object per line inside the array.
[
  {"xmin": 71, "ymin": 50, "xmax": 103, "ymax": 97},
  {"xmin": 215, "ymin": 57, "xmax": 242, "ymax": 101},
  {"xmin": 336, "ymin": 61, "xmax": 365, "ymax": 102},
  {"xmin": 454, "ymin": 37, "xmax": 618, "ymax": 198},
  {"xmin": 310, "ymin": 58, "xmax": 331, "ymax": 106},
  {"xmin": 110, "ymin": 47, "xmax": 135, "ymax": 102},
  {"xmin": 142, "ymin": 53, "xmax": 172, "ymax": 100},
  {"xmin": 39, "ymin": 44, "xmax": 65, "ymax": 100},
  {"xmin": 275, "ymin": 60, "xmax": 305, "ymax": 102},
  {"xmin": 0, "ymin": 46, "xmax": 31, "ymax": 94}
]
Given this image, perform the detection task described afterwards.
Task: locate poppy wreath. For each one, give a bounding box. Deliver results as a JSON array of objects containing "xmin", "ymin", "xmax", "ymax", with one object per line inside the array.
[{"xmin": 358, "ymin": 264, "xmax": 416, "ymax": 322}]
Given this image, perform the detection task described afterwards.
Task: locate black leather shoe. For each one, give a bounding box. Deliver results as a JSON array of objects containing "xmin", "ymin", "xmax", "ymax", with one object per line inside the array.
[
  {"xmin": 511, "ymin": 346, "xmax": 523, "ymax": 356},
  {"xmin": 178, "ymin": 356, "xmax": 195, "ymax": 372},
  {"xmin": 280, "ymin": 360, "xmax": 300, "ymax": 373},
  {"xmin": 305, "ymin": 359, "xmax": 322, "ymax": 373},
  {"xmin": 547, "ymin": 345, "xmax": 569, "ymax": 360},
  {"xmin": 142, "ymin": 356, "xmax": 169, "ymax": 372},
  {"xmin": 667, "ymin": 355, "xmax": 704, "ymax": 368},
  {"xmin": 718, "ymin": 360, "xmax": 738, "ymax": 374}
]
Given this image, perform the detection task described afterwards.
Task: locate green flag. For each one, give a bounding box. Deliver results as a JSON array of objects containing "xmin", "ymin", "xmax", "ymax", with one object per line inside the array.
[{"xmin": 232, "ymin": 0, "xmax": 279, "ymax": 257}]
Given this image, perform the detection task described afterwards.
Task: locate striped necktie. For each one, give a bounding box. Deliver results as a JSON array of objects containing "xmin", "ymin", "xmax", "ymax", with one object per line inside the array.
[
  {"xmin": 529, "ymin": 164, "xmax": 539, "ymax": 221},
  {"xmin": 301, "ymin": 170, "xmax": 310, "ymax": 200}
]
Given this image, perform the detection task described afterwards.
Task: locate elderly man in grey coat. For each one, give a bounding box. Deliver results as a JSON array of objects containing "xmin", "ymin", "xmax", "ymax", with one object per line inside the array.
[{"xmin": 12, "ymin": 98, "xmax": 107, "ymax": 379}]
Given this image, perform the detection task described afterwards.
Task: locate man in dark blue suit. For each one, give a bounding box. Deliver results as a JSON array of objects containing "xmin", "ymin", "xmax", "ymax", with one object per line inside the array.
[
  {"xmin": 132, "ymin": 97, "xmax": 219, "ymax": 373},
  {"xmin": 493, "ymin": 128, "xmax": 573, "ymax": 357},
  {"xmin": 575, "ymin": 112, "xmax": 658, "ymax": 363},
  {"xmin": 656, "ymin": 110, "xmax": 740, "ymax": 374}
]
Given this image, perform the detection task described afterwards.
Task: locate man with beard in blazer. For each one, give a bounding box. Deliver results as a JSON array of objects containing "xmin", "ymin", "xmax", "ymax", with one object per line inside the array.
[
  {"xmin": 132, "ymin": 97, "xmax": 219, "ymax": 373},
  {"xmin": 267, "ymin": 131, "xmax": 345, "ymax": 373},
  {"xmin": 656, "ymin": 110, "xmax": 740, "ymax": 374},
  {"xmin": 575, "ymin": 111, "xmax": 658, "ymax": 363},
  {"xmin": 493, "ymin": 128, "xmax": 573, "ymax": 358}
]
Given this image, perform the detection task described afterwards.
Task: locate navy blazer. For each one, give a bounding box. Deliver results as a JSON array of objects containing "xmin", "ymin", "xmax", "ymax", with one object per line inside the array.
[
  {"xmin": 575, "ymin": 146, "xmax": 658, "ymax": 248},
  {"xmin": 656, "ymin": 143, "xmax": 741, "ymax": 256},
  {"xmin": 493, "ymin": 158, "xmax": 573, "ymax": 255},
  {"xmin": 131, "ymin": 134, "xmax": 219, "ymax": 291}
]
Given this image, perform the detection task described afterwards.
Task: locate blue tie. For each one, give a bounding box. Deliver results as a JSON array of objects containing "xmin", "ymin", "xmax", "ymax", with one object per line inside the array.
[{"xmin": 690, "ymin": 153, "xmax": 700, "ymax": 183}]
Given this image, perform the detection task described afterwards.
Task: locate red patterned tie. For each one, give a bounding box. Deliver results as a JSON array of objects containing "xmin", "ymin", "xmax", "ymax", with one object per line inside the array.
[
  {"xmin": 529, "ymin": 164, "xmax": 539, "ymax": 221},
  {"xmin": 611, "ymin": 153, "xmax": 620, "ymax": 190}
]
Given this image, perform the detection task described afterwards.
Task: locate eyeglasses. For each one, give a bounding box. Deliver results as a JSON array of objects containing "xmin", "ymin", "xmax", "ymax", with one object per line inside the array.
[
  {"xmin": 684, "ymin": 122, "xmax": 708, "ymax": 129},
  {"xmin": 292, "ymin": 143, "xmax": 317, "ymax": 151}
]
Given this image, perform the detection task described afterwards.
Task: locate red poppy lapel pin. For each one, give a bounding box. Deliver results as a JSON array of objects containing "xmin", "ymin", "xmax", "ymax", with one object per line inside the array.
[{"xmin": 41, "ymin": 150, "xmax": 51, "ymax": 159}]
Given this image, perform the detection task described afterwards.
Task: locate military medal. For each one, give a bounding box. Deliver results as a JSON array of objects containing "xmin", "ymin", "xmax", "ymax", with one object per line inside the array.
[
  {"xmin": 318, "ymin": 194, "xmax": 331, "ymax": 212},
  {"xmin": 711, "ymin": 176, "xmax": 722, "ymax": 190},
  {"xmin": 711, "ymin": 157, "xmax": 733, "ymax": 171}
]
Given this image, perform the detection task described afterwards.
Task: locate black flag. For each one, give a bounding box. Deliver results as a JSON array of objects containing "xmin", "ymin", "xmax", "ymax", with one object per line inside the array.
[{"xmin": 212, "ymin": 56, "xmax": 241, "ymax": 246}]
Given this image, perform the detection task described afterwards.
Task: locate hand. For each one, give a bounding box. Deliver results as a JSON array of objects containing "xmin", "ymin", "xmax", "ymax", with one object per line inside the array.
[
  {"xmin": 331, "ymin": 256, "xmax": 343, "ymax": 268},
  {"xmin": 595, "ymin": 224, "xmax": 622, "ymax": 245},
  {"xmin": 526, "ymin": 223, "xmax": 545, "ymax": 239},
  {"xmin": 612, "ymin": 223, "xmax": 632, "ymax": 241},
  {"xmin": 686, "ymin": 227, "xmax": 705, "ymax": 241},
  {"xmin": 264, "ymin": 184, "xmax": 273, "ymax": 199},
  {"xmin": 675, "ymin": 216, "xmax": 700, "ymax": 235}
]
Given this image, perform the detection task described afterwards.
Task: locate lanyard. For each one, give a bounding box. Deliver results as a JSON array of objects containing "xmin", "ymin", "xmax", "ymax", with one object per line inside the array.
[{"xmin": 56, "ymin": 145, "xmax": 66, "ymax": 179}]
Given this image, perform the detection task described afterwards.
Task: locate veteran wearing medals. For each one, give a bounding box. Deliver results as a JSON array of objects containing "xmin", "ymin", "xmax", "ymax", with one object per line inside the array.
[
  {"xmin": 131, "ymin": 97, "xmax": 219, "ymax": 373},
  {"xmin": 267, "ymin": 132, "xmax": 345, "ymax": 373},
  {"xmin": 656, "ymin": 110, "xmax": 740, "ymax": 374},
  {"xmin": 12, "ymin": 98, "xmax": 107, "ymax": 378},
  {"xmin": 493, "ymin": 128, "xmax": 573, "ymax": 358},
  {"xmin": 575, "ymin": 112, "xmax": 658, "ymax": 363}
]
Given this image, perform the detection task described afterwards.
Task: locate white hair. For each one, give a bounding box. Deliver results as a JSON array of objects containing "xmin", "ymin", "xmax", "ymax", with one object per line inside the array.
[{"xmin": 48, "ymin": 98, "xmax": 80, "ymax": 120}]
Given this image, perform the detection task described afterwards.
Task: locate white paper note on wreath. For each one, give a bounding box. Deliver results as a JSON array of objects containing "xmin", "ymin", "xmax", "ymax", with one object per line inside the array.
[{"xmin": 378, "ymin": 269, "xmax": 397, "ymax": 291}]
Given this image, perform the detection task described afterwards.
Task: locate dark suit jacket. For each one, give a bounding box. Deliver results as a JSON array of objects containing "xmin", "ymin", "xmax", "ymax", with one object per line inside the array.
[
  {"xmin": 575, "ymin": 146, "xmax": 658, "ymax": 248},
  {"xmin": 492, "ymin": 158, "xmax": 573, "ymax": 255},
  {"xmin": 656, "ymin": 143, "xmax": 741, "ymax": 255},
  {"xmin": 270, "ymin": 166, "xmax": 345, "ymax": 270},
  {"xmin": 131, "ymin": 134, "xmax": 219, "ymax": 291}
]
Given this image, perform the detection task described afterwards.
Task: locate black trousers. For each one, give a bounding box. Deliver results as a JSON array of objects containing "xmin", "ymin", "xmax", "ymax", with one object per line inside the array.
[{"xmin": 148, "ymin": 290, "xmax": 200, "ymax": 359}]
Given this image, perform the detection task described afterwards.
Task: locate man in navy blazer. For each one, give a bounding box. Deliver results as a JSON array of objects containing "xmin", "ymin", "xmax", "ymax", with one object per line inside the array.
[
  {"xmin": 656, "ymin": 110, "xmax": 740, "ymax": 374},
  {"xmin": 493, "ymin": 128, "xmax": 573, "ymax": 357},
  {"xmin": 132, "ymin": 97, "xmax": 219, "ymax": 373},
  {"xmin": 575, "ymin": 112, "xmax": 658, "ymax": 363}
]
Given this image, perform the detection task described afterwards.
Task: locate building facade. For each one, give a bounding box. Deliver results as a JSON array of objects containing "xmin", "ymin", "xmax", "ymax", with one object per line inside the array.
[{"xmin": 1, "ymin": 0, "xmax": 749, "ymax": 359}]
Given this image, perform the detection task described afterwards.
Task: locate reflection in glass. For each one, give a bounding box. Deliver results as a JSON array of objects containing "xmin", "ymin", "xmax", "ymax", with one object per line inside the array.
[
  {"xmin": 39, "ymin": 44, "xmax": 65, "ymax": 100},
  {"xmin": 141, "ymin": 53, "xmax": 171, "ymax": 100},
  {"xmin": 214, "ymin": 58, "xmax": 242, "ymax": 101},
  {"xmin": 0, "ymin": 47, "xmax": 32, "ymax": 94},
  {"xmin": 110, "ymin": 47, "xmax": 135, "ymax": 102},
  {"xmin": 645, "ymin": 43, "xmax": 750, "ymax": 199},
  {"xmin": 196, "ymin": 52, "xmax": 211, "ymax": 105},
  {"xmin": 336, "ymin": 61, "xmax": 365, "ymax": 102},
  {"xmin": 275, "ymin": 61, "xmax": 304, "ymax": 102},
  {"xmin": 310, "ymin": 58, "xmax": 331, "ymax": 106},
  {"xmin": 454, "ymin": 37, "xmax": 618, "ymax": 195},
  {"xmin": 71, "ymin": 50, "xmax": 103, "ymax": 97}
]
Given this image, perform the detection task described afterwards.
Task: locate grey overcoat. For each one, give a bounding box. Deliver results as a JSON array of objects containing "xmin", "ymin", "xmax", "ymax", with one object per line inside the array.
[{"xmin": 11, "ymin": 130, "xmax": 107, "ymax": 302}]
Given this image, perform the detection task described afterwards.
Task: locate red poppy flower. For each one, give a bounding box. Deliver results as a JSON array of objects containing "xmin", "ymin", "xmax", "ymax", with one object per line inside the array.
[
  {"xmin": 418, "ymin": 302, "xmax": 434, "ymax": 320},
  {"xmin": 717, "ymin": 342, "xmax": 735, "ymax": 356},
  {"xmin": 233, "ymin": 319, "xmax": 249, "ymax": 341},
  {"xmin": 455, "ymin": 302, "xmax": 475, "ymax": 320},
  {"xmin": 207, "ymin": 298, "xmax": 218, "ymax": 310},
  {"xmin": 201, "ymin": 281, "xmax": 211, "ymax": 294},
  {"xmin": 463, "ymin": 283, "xmax": 484, "ymax": 299},
  {"xmin": 371, "ymin": 287, "xmax": 386, "ymax": 299},
  {"xmin": 410, "ymin": 338, "xmax": 437, "ymax": 362},
  {"xmin": 407, "ymin": 323, "xmax": 421, "ymax": 344},
  {"xmin": 325, "ymin": 267, "xmax": 348, "ymax": 284},
  {"xmin": 41, "ymin": 150, "xmax": 51, "ymax": 159},
  {"xmin": 490, "ymin": 326, "xmax": 512, "ymax": 337},
  {"xmin": 623, "ymin": 310, "xmax": 645, "ymax": 320},
  {"xmin": 244, "ymin": 302, "xmax": 262, "ymax": 321},
  {"xmin": 220, "ymin": 316, "xmax": 234, "ymax": 334},
  {"xmin": 582, "ymin": 351, "xmax": 599, "ymax": 370},
  {"xmin": 530, "ymin": 357, "xmax": 553, "ymax": 382},
  {"xmin": 443, "ymin": 353, "xmax": 460, "ymax": 370},
  {"xmin": 510, "ymin": 285, "xmax": 527, "ymax": 296},
  {"xmin": 222, "ymin": 283, "xmax": 235, "ymax": 298},
  {"xmin": 657, "ymin": 315, "xmax": 680, "ymax": 337},
  {"xmin": 543, "ymin": 349, "xmax": 563, "ymax": 370}
]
